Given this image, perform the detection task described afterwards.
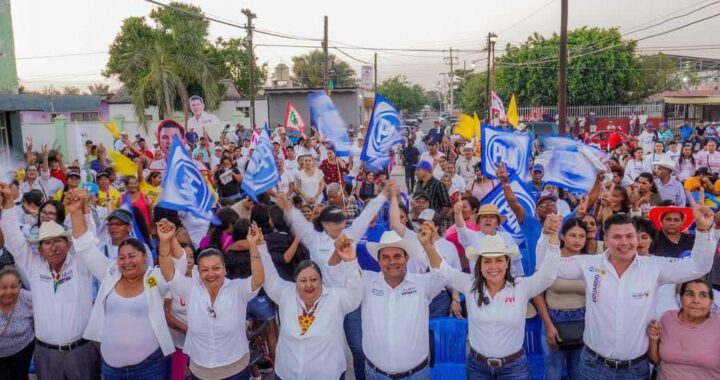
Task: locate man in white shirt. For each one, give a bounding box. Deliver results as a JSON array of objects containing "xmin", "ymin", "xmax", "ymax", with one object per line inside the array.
[
  {"xmin": 539, "ymin": 211, "xmax": 717, "ymax": 379},
  {"xmin": 455, "ymin": 144, "xmax": 479, "ymax": 185},
  {"xmin": 0, "ymin": 183, "xmax": 101, "ymax": 380},
  {"xmin": 638, "ymin": 124, "xmax": 656, "ymax": 155},
  {"xmin": 359, "ymin": 230, "xmax": 446, "ymax": 379},
  {"xmin": 419, "ymin": 141, "xmax": 445, "ymax": 168},
  {"xmin": 186, "ymin": 95, "xmax": 221, "ymax": 132}
]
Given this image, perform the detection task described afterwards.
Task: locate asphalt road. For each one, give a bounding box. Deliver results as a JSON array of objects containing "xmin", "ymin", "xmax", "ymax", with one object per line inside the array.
[{"xmin": 390, "ymin": 111, "xmax": 439, "ymax": 193}]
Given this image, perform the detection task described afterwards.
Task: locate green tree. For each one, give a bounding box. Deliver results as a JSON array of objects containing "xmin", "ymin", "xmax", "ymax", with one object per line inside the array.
[
  {"xmin": 103, "ymin": 2, "xmax": 222, "ymax": 130},
  {"xmin": 207, "ymin": 37, "xmax": 267, "ymax": 96},
  {"xmin": 87, "ymin": 83, "xmax": 110, "ymax": 95},
  {"xmin": 457, "ymin": 72, "xmax": 488, "ymax": 116},
  {"xmin": 632, "ymin": 53, "xmax": 697, "ymax": 101},
  {"xmin": 495, "ymin": 28, "xmax": 639, "ymax": 106},
  {"xmin": 291, "ymin": 50, "xmax": 356, "ymax": 88},
  {"xmin": 424, "ymin": 90, "xmax": 440, "ymax": 111},
  {"xmin": 376, "ymin": 76, "xmax": 425, "ymax": 112},
  {"xmin": 63, "ymin": 86, "xmax": 81, "ymax": 95}
]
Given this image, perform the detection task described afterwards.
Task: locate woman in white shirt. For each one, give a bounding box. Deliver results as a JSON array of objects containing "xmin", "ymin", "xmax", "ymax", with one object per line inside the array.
[
  {"xmin": 258, "ymin": 229, "xmax": 362, "ymax": 380},
  {"xmin": 677, "ymin": 144, "xmax": 697, "ymax": 182},
  {"xmin": 421, "ymin": 216, "xmax": 561, "ymax": 380},
  {"xmin": 295, "ymin": 155, "xmax": 325, "ymax": 205},
  {"xmin": 695, "ymin": 138, "xmax": 720, "ymax": 175},
  {"xmin": 164, "ymin": 235, "xmax": 195, "ymax": 380},
  {"xmin": 623, "ymin": 148, "xmax": 650, "ymax": 186},
  {"xmin": 67, "ymin": 190, "xmax": 180, "ymax": 380},
  {"xmin": 157, "ymin": 220, "xmax": 264, "ymax": 380},
  {"xmin": 643, "ymin": 142, "xmax": 665, "ymax": 175}
]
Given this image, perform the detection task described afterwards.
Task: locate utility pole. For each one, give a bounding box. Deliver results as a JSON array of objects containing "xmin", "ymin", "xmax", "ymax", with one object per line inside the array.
[
  {"xmin": 322, "ymin": 15, "xmax": 329, "ymax": 94},
  {"xmin": 439, "ymin": 73, "xmax": 447, "ymax": 112},
  {"xmin": 444, "ymin": 48, "xmax": 458, "ymax": 112},
  {"xmin": 242, "ymin": 8, "xmax": 257, "ymax": 129},
  {"xmin": 484, "ymin": 32, "xmax": 497, "ymax": 119},
  {"xmin": 558, "ymin": 0, "xmax": 569, "ymax": 133},
  {"xmin": 374, "ymin": 52, "xmax": 378, "ymax": 90}
]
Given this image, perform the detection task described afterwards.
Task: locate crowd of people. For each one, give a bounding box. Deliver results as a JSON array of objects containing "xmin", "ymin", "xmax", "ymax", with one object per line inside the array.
[{"xmin": 1, "ymin": 112, "xmax": 720, "ymax": 380}]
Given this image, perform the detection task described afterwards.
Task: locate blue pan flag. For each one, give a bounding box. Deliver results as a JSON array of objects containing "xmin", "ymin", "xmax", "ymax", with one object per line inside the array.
[
  {"xmin": 480, "ymin": 172, "xmax": 537, "ymax": 247},
  {"xmin": 542, "ymin": 136, "xmax": 604, "ymax": 194},
  {"xmin": 157, "ymin": 136, "xmax": 214, "ymax": 219},
  {"xmin": 241, "ymin": 126, "xmax": 280, "ymax": 202},
  {"xmin": 308, "ymin": 91, "xmax": 352, "ymax": 157},
  {"xmin": 480, "ymin": 125, "xmax": 533, "ymax": 179},
  {"xmin": 361, "ymin": 94, "xmax": 405, "ymax": 172}
]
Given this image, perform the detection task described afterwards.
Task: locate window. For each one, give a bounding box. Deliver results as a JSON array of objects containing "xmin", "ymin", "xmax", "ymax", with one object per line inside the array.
[
  {"xmin": 70, "ymin": 112, "xmax": 100, "ymax": 122},
  {"xmin": 236, "ymin": 106, "xmax": 250, "ymax": 118}
]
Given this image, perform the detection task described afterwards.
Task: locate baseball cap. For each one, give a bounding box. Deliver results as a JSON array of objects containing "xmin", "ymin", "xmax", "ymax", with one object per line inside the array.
[
  {"xmin": 66, "ymin": 170, "xmax": 81, "ymax": 179},
  {"xmin": 413, "ymin": 191, "xmax": 430, "ymax": 201},
  {"xmin": 106, "ymin": 209, "xmax": 133, "ymax": 224},
  {"xmin": 417, "ymin": 209, "xmax": 442, "ymax": 225},
  {"xmin": 413, "ymin": 161, "xmax": 433, "ymax": 172},
  {"xmin": 532, "ymin": 164, "xmax": 544, "ymax": 173}
]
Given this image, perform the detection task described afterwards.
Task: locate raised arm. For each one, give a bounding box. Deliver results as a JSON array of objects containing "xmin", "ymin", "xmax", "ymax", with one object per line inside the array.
[
  {"xmin": 328, "ymin": 236, "xmax": 363, "ymax": 314},
  {"xmin": 277, "ymin": 193, "xmax": 316, "ymax": 249},
  {"xmin": 658, "ymin": 201, "xmax": 718, "ymax": 284},
  {"xmin": 0, "ymin": 184, "xmax": 35, "ymax": 270},
  {"xmin": 497, "ymin": 162, "xmax": 525, "ymax": 224},
  {"xmin": 521, "ymin": 214, "xmax": 561, "ymax": 298},
  {"xmin": 66, "ymin": 189, "xmax": 112, "ymax": 280},
  {"xmin": 419, "ymin": 221, "xmax": 472, "ymax": 294},
  {"xmin": 258, "ymin": 239, "xmax": 294, "ymax": 303},
  {"xmin": 345, "ymin": 191, "xmax": 387, "ymax": 241},
  {"xmin": 387, "ymin": 181, "xmax": 407, "ymax": 237},
  {"xmin": 246, "ymin": 223, "xmax": 266, "ymax": 292}
]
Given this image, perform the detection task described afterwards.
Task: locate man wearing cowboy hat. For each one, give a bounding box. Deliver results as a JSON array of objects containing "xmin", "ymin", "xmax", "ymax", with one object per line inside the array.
[
  {"xmin": 455, "ymin": 144, "xmax": 479, "ymax": 185},
  {"xmin": 648, "ymin": 206, "xmax": 695, "ymax": 258},
  {"xmin": 653, "ymin": 156, "xmax": 686, "ymax": 206},
  {"xmin": 0, "ymin": 183, "xmax": 101, "ymax": 380},
  {"xmin": 357, "ymin": 229, "xmax": 446, "ymax": 379}
]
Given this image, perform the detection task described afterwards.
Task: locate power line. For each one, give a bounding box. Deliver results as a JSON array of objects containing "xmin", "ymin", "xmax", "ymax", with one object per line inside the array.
[
  {"xmin": 623, "ymin": 0, "xmax": 720, "ymax": 36},
  {"xmin": 333, "ymin": 47, "xmax": 371, "ymax": 65},
  {"xmin": 498, "ymin": 0, "xmax": 557, "ymax": 35}
]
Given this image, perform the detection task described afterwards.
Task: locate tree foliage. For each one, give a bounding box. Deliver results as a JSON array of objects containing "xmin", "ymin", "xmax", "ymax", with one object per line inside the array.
[
  {"xmin": 495, "ymin": 28, "xmax": 639, "ymax": 106},
  {"xmin": 632, "ymin": 53, "xmax": 697, "ymax": 101},
  {"xmin": 103, "ymin": 2, "xmax": 262, "ymax": 131},
  {"xmin": 291, "ymin": 50, "xmax": 356, "ymax": 88},
  {"xmin": 424, "ymin": 90, "xmax": 440, "ymax": 111},
  {"xmin": 458, "ymin": 72, "xmax": 488, "ymax": 116},
  {"xmin": 87, "ymin": 84, "xmax": 110, "ymax": 96},
  {"xmin": 376, "ymin": 76, "xmax": 425, "ymax": 112},
  {"xmin": 63, "ymin": 86, "xmax": 81, "ymax": 95}
]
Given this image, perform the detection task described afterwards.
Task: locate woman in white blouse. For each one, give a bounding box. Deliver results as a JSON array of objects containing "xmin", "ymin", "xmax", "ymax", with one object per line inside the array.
[
  {"xmin": 67, "ymin": 189, "xmax": 181, "ymax": 380},
  {"xmin": 157, "ymin": 220, "xmax": 264, "ymax": 380},
  {"xmin": 295, "ymin": 155, "xmax": 325, "ymax": 205},
  {"xmin": 258, "ymin": 231, "xmax": 362, "ymax": 380},
  {"xmin": 420, "ymin": 217, "xmax": 561, "ymax": 380}
]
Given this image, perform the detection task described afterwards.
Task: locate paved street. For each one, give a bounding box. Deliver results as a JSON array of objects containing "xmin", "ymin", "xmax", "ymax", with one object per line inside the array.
[{"xmin": 389, "ymin": 111, "xmax": 439, "ymax": 193}]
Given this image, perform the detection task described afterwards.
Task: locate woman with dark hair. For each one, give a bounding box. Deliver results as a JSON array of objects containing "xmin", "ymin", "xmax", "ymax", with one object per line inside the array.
[
  {"xmin": 599, "ymin": 184, "xmax": 631, "ymax": 225},
  {"xmin": 319, "ymin": 146, "xmax": 348, "ymax": 186},
  {"xmin": 259, "ymin": 231, "xmax": 361, "ymax": 380},
  {"xmin": 0, "ymin": 267, "xmax": 34, "ymax": 380},
  {"xmin": 24, "ymin": 199, "xmax": 65, "ymax": 242},
  {"xmin": 624, "ymin": 148, "xmax": 649, "ymax": 185},
  {"xmin": 157, "ymin": 219, "xmax": 264, "ymax": 380},
  {"xmin": 632, "ymin": 172, "xmax": 662, "ymax": 216},
  {"xmin": 534, "ymin": 218, "xmax": 590, "ymax": 380},
  {"xmin": 695, "ymin": 137, "xmax": 720, "ymax": 175},
  {"xmin": 444, "ymin": 195, "xmax": 481, "ymax": 271},
  {"xmin": 677, "ymin": 144, "xmax": 696, "ymax": 181},
  {"xmin": 466, "ymin": 163, "xmax": 497, "ymax": 201},
  {"xmin": 213, "ymin": 157, "xmax": 244, "ymax": 206},
  {"xmin": 52, "ymin": 170, "xmax": 82, "ymax": 202},
  {"xmin": 264, "ymin": 205, "xmax": 309, "ymax": 282},
  {"xmin": 634, "ymin": 217, "xmax": 658, "ymax": 256},
  {"xmin": 421, "ymin": 216, "xmax": 561, "ymax": 380},
  {"xmin": 67, "ymin": 191, "xmax": 184, "ymax": 380},
  {"xmin": 199, "ymin": 207, "xmax": 238, "ymax": 252},
  {"xmin": 121, "ymin": 176, "xmax": 152, "ymax": 233},
  {"xmin": 648, "ymin": 279, "xmax": 720, "ymax": 379}
]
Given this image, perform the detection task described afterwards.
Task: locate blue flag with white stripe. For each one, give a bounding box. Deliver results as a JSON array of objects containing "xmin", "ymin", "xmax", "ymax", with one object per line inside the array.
[
  {"xmin": 308, "ymin": 91, "xmax": 352, "ymax": 157},
  {"xmin": 241, "ymin": 125, "xmax": 280, "ymax": 201},
  {"xmin": 480, "ymin": 125, "xmax": 533, "ymax": 179},
  {"xmin": 157, "ymin": 136, "xmax": 214, "ymax": 219},
  {"xmin": 542, "ymin": 136, "xmax": 604, "ymax": 194},
  {"xmin": 361, "ymin": 94, "xmax": 405, "ymax": 172},
  {"xmin": 480, "ymin": 172, "xmax": 536, "ymax": 246}
]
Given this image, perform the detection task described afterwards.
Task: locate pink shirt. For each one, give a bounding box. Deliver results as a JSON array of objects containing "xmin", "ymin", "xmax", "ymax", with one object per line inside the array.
[{"xmin": 658, "ymin": 310, "xmax": 720, "ymax": 380}]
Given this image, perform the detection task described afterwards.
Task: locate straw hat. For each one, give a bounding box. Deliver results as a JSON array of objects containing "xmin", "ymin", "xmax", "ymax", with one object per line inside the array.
[
  {"xmin": 464, "ymin": 234, "xmax": 519, "ymax": 262},
  {"xmin": 28, "ymin": 221, "xmax": 71, "ymax": 243},
  {"xmin": 367, "ymin": 231, "xmax": 418, "ymax": 261},
  {"xmin": 476, "ymin": 204, "xmax": 507, "ymax": 224}
]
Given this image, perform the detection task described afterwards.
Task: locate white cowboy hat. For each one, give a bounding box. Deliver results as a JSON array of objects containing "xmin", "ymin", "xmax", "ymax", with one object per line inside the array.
[
  {"xmin": 367, "ymin": 231, "xmax": 419, "ymax": 262},
  {"xmin": 464, "ymin": 234, "xmax": 519, "ymax": 262},
  {"xmin": 28, "ymin": 221, "xmax": 72, "ymax": 243},
  {"xmin": 653, "ymin": 157, "xmax": 676, "ymax": 172}
]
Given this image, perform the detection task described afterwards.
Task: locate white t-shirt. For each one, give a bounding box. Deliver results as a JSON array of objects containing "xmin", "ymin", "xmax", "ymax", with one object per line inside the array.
[{"xmin": 296, "ymin": 170, "xmax": 324, "ymax": 203}]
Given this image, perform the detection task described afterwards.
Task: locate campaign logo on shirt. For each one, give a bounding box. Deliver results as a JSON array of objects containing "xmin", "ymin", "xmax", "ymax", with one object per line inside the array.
[
  {"xmin": 371, "ymin": 288, "xmax": 385, "ymax": 297},
  {"xmin": 631, "ymin": 291, "xmax": 651, "ymax": 301},
  {"xmin": 588, "ymin": 266, "xmax": 607, "ymax": 276},
  {"xmin": 401, "ymin": 287, "xmax": 418, "ymax": 296},
  {"xmin": 591, "ymin": 274, "xmax": 602, "ymax": 303},
  {"xmin": 504, "ymin": 296, "xmax": 516, "ymax": 304}
]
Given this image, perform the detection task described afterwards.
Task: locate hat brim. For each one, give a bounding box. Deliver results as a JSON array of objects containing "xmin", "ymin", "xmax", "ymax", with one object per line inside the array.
[
  {"xmin": 477, "ymin": 212, "xmax": 507, "ymax": 224},
  {"xmin": 465, "ymin": 246, "xmax": 519, "ymax": 262},
  {"xmin": 648, "ymin": 207, "xmax": 694, "ymax": 232},
  {"xmin": 28, "ymin": 230, "xmax": 72, "ymax": 244},
  {"xmin": 367, "ymin": 237, "xmax": 419, "ymax": 262},
  {"xmin": 654, "ymin": 163, "xmax": 676, "ymax": 172}
]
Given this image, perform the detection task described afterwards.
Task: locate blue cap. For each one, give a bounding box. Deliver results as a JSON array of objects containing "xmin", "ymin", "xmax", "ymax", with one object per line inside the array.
[
  {"xmin": 413, "ymin": 161, "xmax": 433, "ymax": 172},
  {"xmin": 532, "ymin": 164, "xmax": 544, "ymax": 173},
  {"xmin": 81, "ymin": 182, "xmax": 99, "ymax": 196}
]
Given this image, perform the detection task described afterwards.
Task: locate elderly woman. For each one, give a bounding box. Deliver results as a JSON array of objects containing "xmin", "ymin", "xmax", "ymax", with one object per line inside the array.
[
  {"xmin": 421, "ymin": 215, "xmax": 561, "ymax": 380},
  {"xmin": 259, "ymin": 229, "xmax": 361, "ymax": 380},
  {"xmin": 0, "ymin": 267, "xmax": 34, "ymax": 380},
  {"xmin": 67, "ymin": 189, "xmax": 182, "ymax": 379},
  {"xmin": 157, "ymin": 219, "xmax": 264, "ymax": 380},
  {"xmin": 648, "ymin": 279, "xmax": 720, "ymax": 379}
]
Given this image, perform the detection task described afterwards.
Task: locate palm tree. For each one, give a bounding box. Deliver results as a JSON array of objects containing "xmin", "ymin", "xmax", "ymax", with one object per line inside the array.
[{"xmin": 87, "ymin": 84, "xmax": 110, "ymax": 96}]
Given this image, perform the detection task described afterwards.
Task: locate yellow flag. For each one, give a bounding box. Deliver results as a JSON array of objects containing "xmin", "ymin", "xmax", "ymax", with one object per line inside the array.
[
  {"xmin": 507, "ymin": 95, "xmax": 519, "ymax": 128},
  {"xmin": 108, "ymin": 150, "xmax": 138, "ymax": 177},
  {"xmin": 454, "ymin": 113, "xmax": 480, "ymax": 140},
  {"xmin": 99, "ymin": 118, "xmax": 120, "ymax": 140}
]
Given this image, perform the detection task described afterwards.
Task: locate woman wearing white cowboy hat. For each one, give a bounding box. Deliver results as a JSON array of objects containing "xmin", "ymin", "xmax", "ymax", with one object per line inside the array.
[{"xmin": 420, "ymin": 215, "xmax": 562, "ymax": 380}]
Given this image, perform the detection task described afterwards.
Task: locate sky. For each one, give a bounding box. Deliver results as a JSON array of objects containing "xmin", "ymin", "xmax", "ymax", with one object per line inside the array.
[{"xmin": 9, "ymin": 0, "xmax": 720, "ymax": 92}]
